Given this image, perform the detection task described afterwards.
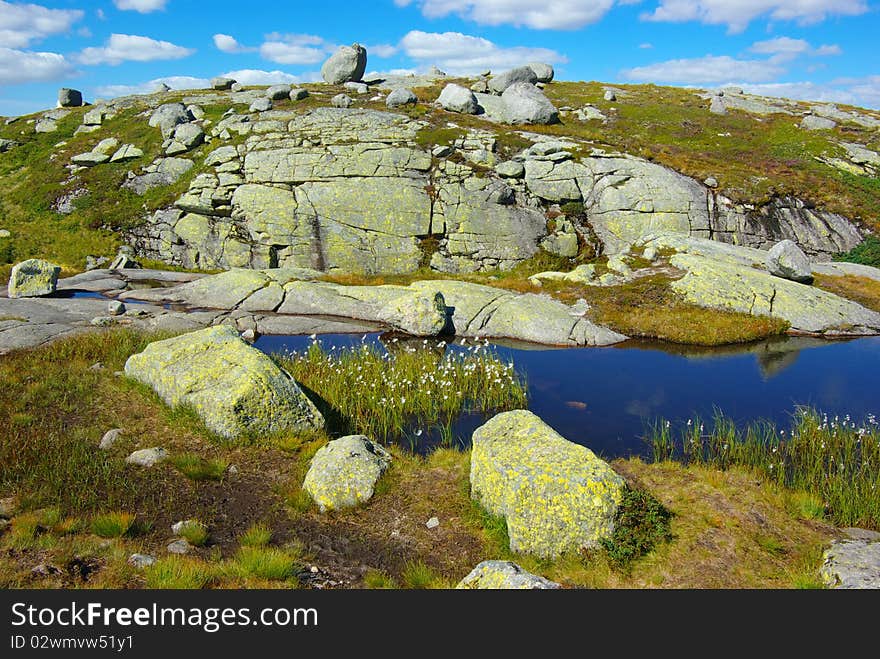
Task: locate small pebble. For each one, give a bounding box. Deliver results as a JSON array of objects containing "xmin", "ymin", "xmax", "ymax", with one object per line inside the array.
[{"xmin": 426, "ymin": 517, "xmax": 440, "ymax": 530}]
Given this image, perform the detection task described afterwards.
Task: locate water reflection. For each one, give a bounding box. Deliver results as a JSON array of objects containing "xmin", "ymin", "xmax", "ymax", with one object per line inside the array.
[{"xmin": 255, "ymin": 333, "xmax": 880, "ymax": 459}]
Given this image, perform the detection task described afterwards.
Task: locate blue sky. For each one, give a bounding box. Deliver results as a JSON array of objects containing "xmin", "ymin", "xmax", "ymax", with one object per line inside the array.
[{"xmin": 1, "ymin": 0, "xmax": 878, "ymax": 116}]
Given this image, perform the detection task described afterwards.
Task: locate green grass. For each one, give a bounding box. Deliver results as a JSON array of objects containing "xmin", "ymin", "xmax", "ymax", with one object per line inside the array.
[
  {"xmin": 175, "ymin": 520, "xmax": 209, "ymax": 547},
  {"xmin": 144, "ymin": 557, "xmax": 215, "ymax": 589},
  {"xmin": 91, "ymin": 512, "xmax": 135, "ymax": 538},
  {"xmin": 170, "ymin": 454, "xmax": 228, "ymax": 481},
  {"xmin": 0, "ymin": 330, "xmax": 173, "ymax": 514},
  {"xmin": 231, "ymin": 546, "xmax": 301, "ymax": 581},
  {"xmin": 363, "ymin": 569, "xmax": 398, "ymax": 589},
  {"xmin": 401, "ymin": 561, "xmax": 446, "ymax": 589},
  {"xmin": 834, "ymin": 235, "xmax": 880, "ymax": 268},
  {"xmin": 277, "ymin": 338, "xmax": 528, "ymax": 446},
  {"xmin": 648, "ymin": 408, "xmax": 880, "ymax": 529},
  {"xmin": 239, "ymin": 523, "xmax": 273, "ymax": 548}
]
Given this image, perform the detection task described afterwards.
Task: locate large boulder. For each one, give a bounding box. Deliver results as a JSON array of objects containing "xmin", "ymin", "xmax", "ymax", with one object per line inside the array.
[
  {"xmin": 502, "ymin": 83, "xmax": 559, "ymax": 125},
  {"xmin": 58, "ymin": 88, "xmax": 83, "ymax": 107},
  {"xmin": 124, "ymin": 325, "xmax": 324, "ymax": 439},
  {"xmin": 266, "ymin": 84, "xmax": 292, "ymax": 100},
  {"xmin": 321, "ymin": 43, "xmax": 367, "ymax": 85},
  {"xmin": 456, "ymin": 561, "xmax": 561, "ymax": 589},
  {"xmin": 379, "ymin": 291, "xmax": 448, "ymax": 336},
  {"xmin": 149, "ymin": 103, "xmax": 191, "ymax": 137},
  {"xmin": 211, "ymin": 77, "xmax": 235, "ymax": 90},
  {"xmin": 527, "ymin": 62, "xmax": 554, "ymax": 83},
  {"xmin": 767, "ymin": 239, "xmax": 813, "ymax": 284},
  {"xmin": 7, "ymin": 259, "xmax": 61, "ymax": 298},
  {"xmin": 470, "ymin": 410, "xmax": 626, "ymax": 558},
  {"xmin": 436, "ymin": 84, "xmax": 479, "ymax": 114},
  {"xmin": 303, "ymin": 435, "xmax": 391, "ymax": 512},
  {"xmin": 488, "ymin": 66, "xmax": 539, "ymax": 94},
  {"xmin": 386, "ymin": 88, "xmax": 418, "ymax": 108}
]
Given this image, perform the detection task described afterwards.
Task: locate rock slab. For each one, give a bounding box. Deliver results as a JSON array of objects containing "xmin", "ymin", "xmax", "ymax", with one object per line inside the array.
[
  {"xmin": 820, "ymin": 538, "xmax": 880, "ymax": 589},
  {"xmin": 470, "ymin": 410, "xmax": 625, "ymax": 558},
  {"xmin": 124, "ymin": 325, "xmax": 324, "ymax": 439}
]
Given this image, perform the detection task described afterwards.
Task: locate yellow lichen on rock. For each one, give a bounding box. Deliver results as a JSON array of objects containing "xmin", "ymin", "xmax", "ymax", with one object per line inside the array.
[
  {"xmin": 124, "ymin": 325, "xmax": 324, "ymax": 439},
  {"xmin": 470, "ymin": 410, "xmax": 625, "ymax": 558}
]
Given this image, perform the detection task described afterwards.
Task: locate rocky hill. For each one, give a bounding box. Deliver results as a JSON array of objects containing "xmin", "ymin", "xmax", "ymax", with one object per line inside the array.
[{"xmin": 1, "ymin": 69, "xmax": 878, "ymax": 279}]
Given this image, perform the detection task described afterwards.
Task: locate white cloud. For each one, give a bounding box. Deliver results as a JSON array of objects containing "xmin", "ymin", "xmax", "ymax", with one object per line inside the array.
[
  {"xmin": 113, "ymin": 0, "xmax": 168, "ymax": 12},
  {"xmin": 750, "ymin": 36, "xmax": 810, "ymax": 57},
  {"xmin": 0, "ymin": 1, "xmax": 83, "ymax": 48},
  {"xmin": 95, "ymin": 75, "xmax": 209, "ymax": 98},
  {"xmin": 259, "ymin": 34, "xmax": 331, "ymax": 65},
  {"xmin": 367, "ymin": 44, "xmax": 399, "ymax": 59},
  {"xmin": 815, "ymin": 44, "xmax": 842, "ymax": 56},
  {"xmin": 400, "ymin": 30, "xmax": 566, "ymax": 75},
  {"xmin": 639, "ymin": 43, "xmax": 654, "ymax": 49},
  {"xmin": 642, "ymin": 0, "xmax": 868, "ymax": 33},
  {"xmin": 223, "ymin": 69, "xmax": 303, "ymax": 86},
  {"xmin": 0, "ymin": 46, "xmax": 76, "ymax": 85},
  {"xmin": 740, "ymin": 79, "xmax": 880, "ymax": 109},
  {"xmin": 213, "ymin": 33, "xmax": 254, "ymax": 54},
  {"xmin": 78, "ymin": 34, "xmax": 195, "ymax": 66},
  {"xmin": 394, "ymin": 0, "xmax": 616, "ymax": 30},
  {"xmin": 623, "ymin": 55, "xmax": 785, "ymax": 84}
]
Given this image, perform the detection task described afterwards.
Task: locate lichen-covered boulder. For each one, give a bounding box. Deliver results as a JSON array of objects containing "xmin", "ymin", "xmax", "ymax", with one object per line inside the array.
[
  {"xmin": 386, "ymin": 88, "xmax": 418, "ymax": 108},
  {"xmin": 456, "ymin": 561, "xmax": 561, "ymax": 589},
  {"xmin": 767, "ymin": 239, "xmax": 813, "ymax": 284},
  {"xmin": 470, "ymin": 410, "xmax": 625, "ymax": 558},
  {"xmin": 488, "ymin": 66, "xmax": 539, "ymax": 94},
  {"xmin": 820, "ymin": 537, "xmax": 880, "ymax": 589},
  {"xmin": 379, "ymin": 291, "xmax": 448, "ymax": 336},
  {"xmin": 436, "ymin": 84, "xmax": 479, "ymax": 114},
  {"xmin": 124, "ymin": 325, "xmax": 323, "ymax": 439},
  {"xmin": 7, "ymin": 259, "xmax": 61, "ymax": 298},
  {"xmin": 211, "ymin": 77, "xmax": 235, "ymax": 90},
  {"xmin": 502, "ymin": 83, "xmax": 559, "ymax": 125},
  {"xmin": 149, "ymin": 103, "xmax": 191, "ymax": 137},
  {"xmin": 321, "ymin": 43, "xmax": 367, "ymax": 85},
  {"xmin": 303, "ymin": 435, "xmax": 391, "ymax": 512},
  {"xmin": 527, "ymin": 63, "xmax": 554, "ymax": 83}
]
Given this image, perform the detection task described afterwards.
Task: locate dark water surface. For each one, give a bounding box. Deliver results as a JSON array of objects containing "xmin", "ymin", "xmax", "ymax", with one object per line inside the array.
[{"xmin": 256, "ymin": 333, "xmax": 880, "ymax": 459}]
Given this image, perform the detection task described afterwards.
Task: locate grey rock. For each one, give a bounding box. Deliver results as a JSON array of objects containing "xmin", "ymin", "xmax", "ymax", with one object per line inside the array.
[
  {"xmin": 83, "ymin": 108, "xmax": 105, "ymax": 126},
  {"xmin": 432, "ymin": 145, "xmax": 453, "ymax": 158},
  {"xmin": 821, "ymin": 539, "xmax": 880, "ymax": 589},
  {"xmin": 495, "ymin": 160, "xmax": 525, "ymax": 179},
  {"xmin": 58, "ymin": 88, "xmax": 83, "ymax": 107},
  {"xmin": 801, "ymin": 115, "xmax": 837, "ymax": 131},
  {"xmin": 166, "ymin": 539, "xmax": 190, "ymax": 555},
  {"xmin": 266, "ymin": 84, "xmax": 292, "ymax": 100},
  {"xmin": 149, "ymin": 103, "xmax": 191, "ymax": 137},
  {"xmin": 125, "ymin": 447, "xmax": 169, "ymax": 467},
  {"xmin": 100, "ymin": 429, "xmax": 123, "ymax": 450},
  {"xmin": 331, "ymin": 94, "xmax": 353, "ymax": 109},
  {"xmin": 437, "ymin": 84, "xmax": 478, "ymax": 114},
  {"xmin": 91, "ymin": 316, "xmax": 115, "ymax": 327},
  {"xmin": 704, "ymin": 176, "xmax": 719, "ymax": 188},
  {"xmin": 527, "ymin": 62, "xmax": 554, "ymax": 83},
  {"xmin": 303, "ymin": 435, "xmax": 391, "ymax": 512},
  {"xmin": 488, "ymin": 66, "xmax": 538, "ymax": 94},
  {"xmin": 7, "ymin": 259, "xmax": 61, "ymax": 298},
  {"xmin": 110, "ymin": 252, "xmax": 140, "ymax": 270},
  {"xmin": 710, "ymin": 96, "xmax": 727, "ymax": 115},
  {"xmin": 344, "ymin": 81, "xmax": 369, "ymax": 95},
  {"xmin": 249, "ymin": 98, "xmax": 273, "ymax": 113},
  {"xmin": 34, "ymin": 119, "xmax": 58, "ymax": 133},
  {"xmin": 767, "ymin": 239, "xmax": 814, "ymax": 284},
  {"xmin": 604, "ymin": 90, "xmax": 617, "ymax": 102},
  {"xmin": 470, "ymin": 79, "xmax": 489, "ymax": 93},
  {"xmin": 426, "ymin": 517, "xmax": 440, "ymax": 530},
  {"xmin": 457, "ymin": 560, "xmax": 561, "ymax": 589},
  {"xmin": 289, "ymin": 88, "xmax": 309, "ymax": 101},
  {"xmin": 321, "ymin": 43, "xmax": 367, "ymax": 85},
  {"xmin": 502, "ymin": 83, "xmax": 559, "ymax": 125},
  {"xmin": 128, "ymin": 554, "xmax": 156, "ymax": 569},
  {"xmin": 0, "ymin": 229, "xmax": 11, "ymax": 238},
  {"xmin": 94, "ymin": 137, "xmax": 119, "ymax": 155},
  {"xmin": 211, "ymin": 77, "xmax": 236, "ymax": 91},
  {"xmin": 186, "ymin": 104, "xmax": 205, "ymax": 120},
  {"xmin": 171, "ymin": 123, "xmax": 205, "ymax": 151},
  {"xmin": 109, "ymin": 144, "xmax": 144, "ymax": 162},
  {"xmin": 156, "ymin": 83, "xmax": 171, "ymax": 93},
  {"xmin": 108, "ymin": 300, "xmax": 126, "ymax": 316},
  {"xmin": 0, "ymin": 138, "xmax": 19, "ymax": 152},
  {"xmin": 843, "ymin": 528, "xmax": 880, "ymax": 542},
  {"xmin": 71, "ymin": 151, "xmax": 110, "ymax": 167},
  {"xmin": 386, "ymin": 88, "xmax": 418, "ymax": 108}
]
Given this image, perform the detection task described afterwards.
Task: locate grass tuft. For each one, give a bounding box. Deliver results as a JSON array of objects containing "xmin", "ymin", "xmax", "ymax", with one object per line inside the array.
[
  {"xmin": 231, "ymin": 546, "xmax": 301, "ymax": 581},
  {"xmin": 91, "ymin": 512, "xmax": 135, "ymax": 539},
  {"xmin": 239, "ymin": 523, "xmax": 273, "ymax": 548},
  {"xmin": 600, "ymin": 488, "xmax": 673, "ymax": 570},
  {"xmin": 144, "ymin": 557, "xmax": 215, "ymax": 589},
  {"xmin": 170, "ymin": 454, "xmax": 228, "ymax": 481}
]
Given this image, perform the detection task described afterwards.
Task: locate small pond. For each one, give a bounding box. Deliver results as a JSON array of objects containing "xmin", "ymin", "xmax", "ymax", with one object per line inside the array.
[{"xmin": 256, "ymin": 333, "xmax": 880, "ymax": 459}]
